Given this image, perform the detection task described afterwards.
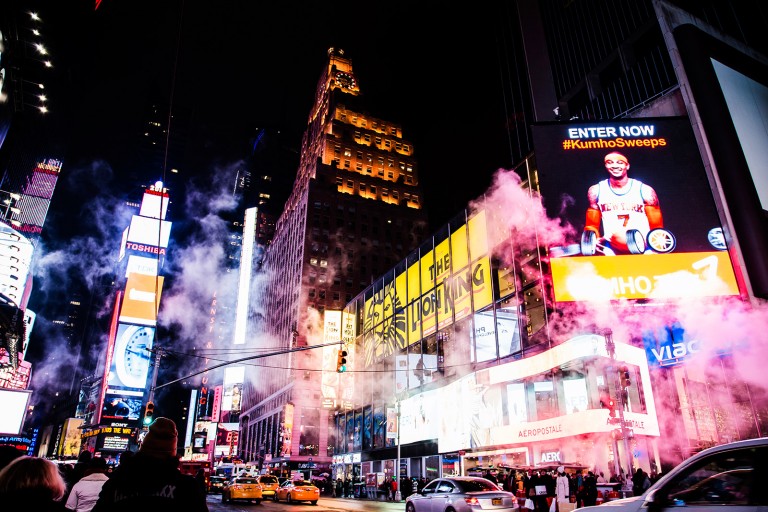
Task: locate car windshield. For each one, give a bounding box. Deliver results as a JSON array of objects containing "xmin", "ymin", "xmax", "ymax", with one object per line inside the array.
[
  {"xmin": 457, "ymin": 479, "xmax": 500, "ymax": 492},
  {"xmin": 260, "ymin": 476, "xmax": 278, "ymax": 483},
  {"xmin": 293, "ymin": 480, "xmax": 313, "ymax": 486},
  {"xmin": 211, "ymin": 477, "xmax": 225, "ymax": 482},
  {"xmin": 237, "ymin": 478, "xmax": 257, "ymax": 484}
]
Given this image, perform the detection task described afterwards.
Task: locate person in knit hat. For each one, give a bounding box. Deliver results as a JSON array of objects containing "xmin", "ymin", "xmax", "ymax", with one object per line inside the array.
[
  {"xmin": 139, "ymin": 417, "xmax": 178, "ymax": 457},
  {"xmin": 91, "ymin": 417, "xmax": 207, "ymax": 512}
]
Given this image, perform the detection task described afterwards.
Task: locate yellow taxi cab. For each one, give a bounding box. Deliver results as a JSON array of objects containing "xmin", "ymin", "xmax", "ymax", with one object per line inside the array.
[
  {"xmin": 221, "ymin": 476, "xmax": 263, "ymax": 504},
  {"xmin": 274, "ymin": 479, "xmax": 321, "ymax": 504},
  {"xmin": 256, "ymin": 474, "xmax": 280, "ymax": 498}
]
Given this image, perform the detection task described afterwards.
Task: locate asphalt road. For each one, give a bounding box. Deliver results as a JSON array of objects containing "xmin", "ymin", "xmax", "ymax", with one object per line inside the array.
[{"xmin": 206, "ymin": 494, "xmax": 406, "ymax": 512}]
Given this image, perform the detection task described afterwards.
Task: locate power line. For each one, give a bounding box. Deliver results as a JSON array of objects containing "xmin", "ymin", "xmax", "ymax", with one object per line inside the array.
[{"xmin": 155, "ymin": 340, "xmax": 343, "ymax": 390}]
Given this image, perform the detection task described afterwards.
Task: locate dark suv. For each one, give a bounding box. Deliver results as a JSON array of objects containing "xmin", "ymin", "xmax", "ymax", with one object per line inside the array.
[{"xmin": 208, "ymin": 475, "xmax": 227, "ymax": 494}]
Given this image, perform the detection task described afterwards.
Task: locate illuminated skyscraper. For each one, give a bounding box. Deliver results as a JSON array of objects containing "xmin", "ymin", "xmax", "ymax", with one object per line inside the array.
[{"xmin": 238, "ymin": 48, "xmax": 428, "ymax": 474}]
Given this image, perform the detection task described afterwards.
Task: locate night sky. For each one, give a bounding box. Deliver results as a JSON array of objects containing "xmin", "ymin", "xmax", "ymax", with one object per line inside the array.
[
  {"xmin": 18, "ymin": 1, "xmax": 521, "ymax": 418},
  {"xmin": 36, "ymin": 0, "xmax": 516, "ymax": 234}
]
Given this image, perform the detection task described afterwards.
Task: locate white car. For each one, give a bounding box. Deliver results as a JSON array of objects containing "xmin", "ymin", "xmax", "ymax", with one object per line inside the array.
[
  {"xmin": 405, "ymin": 476, "xmax": 519, "ymax": 512},
  {"xmin": 579, "ymin": 437, "xmax": 768, "ymax": 512}
]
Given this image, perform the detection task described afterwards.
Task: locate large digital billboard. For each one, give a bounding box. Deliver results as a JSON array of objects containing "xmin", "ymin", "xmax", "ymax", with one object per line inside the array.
[
  {"xmin": 119, "ymin": 273, "xmax": 164, "ymax": 326},
  {"xmin": 107, "ymin": 323, "xmax": 154, "ymax": 390},
  {"xmin": 0, "ymin": 389, "xmax": 31, "ymax": 434},
  {"xmin": 532, "ymin": 118, "xmax": 740, "ymax": 302}
]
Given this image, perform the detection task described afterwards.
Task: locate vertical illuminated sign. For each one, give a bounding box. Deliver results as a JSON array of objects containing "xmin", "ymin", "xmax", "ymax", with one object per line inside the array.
[
  {"xmin": 321, "ymin": 311, "xmax": 342, "ymax": 400},
  {"xmin": 96, "ymin": 291, "xmax": 122, "ymax": 425},
  {"xmin": 234, "ymin": 207, "xmax": 256, "ymax": 345}
]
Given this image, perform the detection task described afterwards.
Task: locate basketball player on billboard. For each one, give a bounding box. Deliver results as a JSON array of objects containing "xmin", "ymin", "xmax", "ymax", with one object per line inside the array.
[{"xmin": 581, "ymin": 151, "xmax": 676, "ymax": 255}]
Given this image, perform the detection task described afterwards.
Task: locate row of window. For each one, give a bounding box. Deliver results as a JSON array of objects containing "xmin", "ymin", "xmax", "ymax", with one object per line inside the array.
[
  {"xmin": 338, "ymin": 111, "xmax": 400, "ymax": 139},
  {"xmin": 335, "ymin": 145, "xmax": 413, "ymax": 169}
]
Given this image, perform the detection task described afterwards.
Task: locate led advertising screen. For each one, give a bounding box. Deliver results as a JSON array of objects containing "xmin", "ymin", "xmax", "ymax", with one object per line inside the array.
[
  {"xmin": 107, "ymin": 324, "xmax": 154, "ymax": 390},
  {"xmin": 101, "ymin": 392, "xmax": 143, "ymax": 421},
  {"xmin": 119, "ymin": 273, "xmax": 164, "ymax": 326},
  {"xmin": 126, "ymin": 215, "xmax": 172, "ymax": 248},
  {"xmin": 532, "ymin": 117, "xmax": 740, "ymax": 302},
  {"xmin": 0, "ymin": 389, "xmax": 31, "ymax": 434}
]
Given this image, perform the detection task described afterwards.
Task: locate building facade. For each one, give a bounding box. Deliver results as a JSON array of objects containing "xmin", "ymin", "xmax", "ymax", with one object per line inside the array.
[{"xmin": 321, "ymin": 0, "xmax": 768, "ymax": 490}]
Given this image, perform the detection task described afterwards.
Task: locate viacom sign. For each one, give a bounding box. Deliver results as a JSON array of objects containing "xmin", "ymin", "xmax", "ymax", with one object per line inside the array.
[{"xmin": 641, "ymin": 321, "xmax": 738, "ymax": 367}]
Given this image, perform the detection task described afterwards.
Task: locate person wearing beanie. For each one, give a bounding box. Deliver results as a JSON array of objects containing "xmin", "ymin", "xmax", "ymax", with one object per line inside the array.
[
  {"xmin": 91, "ymin": 417, "xmax": 208, "ymax": 512},
  {"xmin": 138, "ymin": 417, "xmax": 179, "ymax": 458}
]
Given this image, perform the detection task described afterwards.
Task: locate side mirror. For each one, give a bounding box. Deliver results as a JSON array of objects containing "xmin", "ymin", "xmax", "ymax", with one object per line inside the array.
[{"xmin": 644, "ymin": 489, "xmax": 671, "ymax": 512}]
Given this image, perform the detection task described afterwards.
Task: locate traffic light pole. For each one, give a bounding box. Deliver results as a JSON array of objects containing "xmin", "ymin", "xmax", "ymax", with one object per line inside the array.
[
  {"xmin": 604, "ymin": 329, "xmax": 634, "ymax": 497},
  {"xmin": 147, "ymin": 347, "xmax": 163, "ymax": 405}
]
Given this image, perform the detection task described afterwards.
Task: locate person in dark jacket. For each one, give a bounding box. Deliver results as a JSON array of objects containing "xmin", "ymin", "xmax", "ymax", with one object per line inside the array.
[
  {"xmin": 91, "ymin": 417, "xmax": 208, "ymax": 512},
  {"xmin": 582, "ymin": 471, "xmax": 598, "ymax": 506},
  {"xmin": 0, "ymin": 456, "xmax": 68, "ymax": 511},
  {"xmin": 632, "ymin": 468, "xmax": 651, "ymax": 496},
  {"xmin": 64, "ymin": 450, "xmax": 92, "ymax": 499}
]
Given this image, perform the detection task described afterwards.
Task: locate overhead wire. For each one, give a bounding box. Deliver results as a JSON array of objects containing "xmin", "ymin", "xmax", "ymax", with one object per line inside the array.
[{"xmin": 148, "ymin": 0, "xmax": 185, "ymax": 402}]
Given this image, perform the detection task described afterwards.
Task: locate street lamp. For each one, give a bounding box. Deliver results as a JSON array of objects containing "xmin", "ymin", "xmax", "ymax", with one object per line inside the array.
[{"xmin": 603, "ymin": 329, "xmax": 635, "ymax": 497}]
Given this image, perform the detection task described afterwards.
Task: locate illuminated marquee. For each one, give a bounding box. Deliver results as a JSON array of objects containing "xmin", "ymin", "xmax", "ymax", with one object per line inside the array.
[
  {"xmin": 532, "ymin": 117, "xmax": 741, "ymax": 302},
  {"xmin": 359, "ymin": 210, "xmax": 493, "ymax": 366}
]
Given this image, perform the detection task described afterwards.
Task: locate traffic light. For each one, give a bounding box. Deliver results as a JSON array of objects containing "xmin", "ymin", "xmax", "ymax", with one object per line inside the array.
[
  {"xmin": 336, "ymin": 348, "xmax": 348, "ymax": 373},
  {"xmin": 599, "ymin": 390, "xmax": 616, "ymax": 418},
  {"xmin": 143, "ymin": 401, "xmax": 155, "ymax": 425},
  {"xmin": 619, "ymin": 366, "xmax": 631, "ymax": 388}
]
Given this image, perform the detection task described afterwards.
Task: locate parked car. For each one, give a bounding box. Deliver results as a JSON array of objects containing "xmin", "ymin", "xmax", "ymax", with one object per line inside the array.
[
  {"xmin": 256, "ymin": 474, "xmax": 280, "ymax": 498},
  {"xmin": 405, "ymin": 476, "xmax": 519, "ymax": 512},
  {"xmin": 208, "ymin": 475, "xmax": 227, "ymax": 494},
  {"xmin": 578, "ymin": 437, "xmax": 768, "ymax": 512},
  {"xmin": 221, "ymin": 476, "xmax": 263, "ymax": 504},
  {"xmin": 274, "ymin": 479, "xmax": 321, "ymax": 504}
]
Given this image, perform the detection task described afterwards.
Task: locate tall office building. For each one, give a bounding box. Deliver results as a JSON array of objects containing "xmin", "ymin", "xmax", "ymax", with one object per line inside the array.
[
  {"xmin": 238, "ymin": 48, "xmax": 429, "ymax": 475},
  {"xmin": 295, "ymin": 1, "xmax": 768, "ymax": 486},
  {"xmin": 516, "ymin": 0, "xmax": 768, "ymax": 300}
]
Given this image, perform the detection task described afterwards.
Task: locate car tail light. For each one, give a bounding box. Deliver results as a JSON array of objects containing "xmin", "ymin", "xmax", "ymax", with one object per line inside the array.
[{"xmin": 465, "ymin": 496, "xmax": 481, "ymax": 506}]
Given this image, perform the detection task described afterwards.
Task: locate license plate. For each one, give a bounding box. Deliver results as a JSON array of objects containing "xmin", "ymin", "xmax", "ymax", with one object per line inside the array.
[{"xmin": 492, "ymin": 498, "xmax": 502, "ymax": 505}]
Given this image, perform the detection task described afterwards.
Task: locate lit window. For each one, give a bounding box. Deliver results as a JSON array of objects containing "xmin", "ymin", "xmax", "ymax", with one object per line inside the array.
[{"xmin": 344, "ymin": 149, "xmax": 352, "ymax": 157}]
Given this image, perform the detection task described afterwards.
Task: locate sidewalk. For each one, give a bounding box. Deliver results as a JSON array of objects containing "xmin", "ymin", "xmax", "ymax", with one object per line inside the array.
[{"xmin": 327, "ymin": 496, "xmax": 404, "ymax": 510}]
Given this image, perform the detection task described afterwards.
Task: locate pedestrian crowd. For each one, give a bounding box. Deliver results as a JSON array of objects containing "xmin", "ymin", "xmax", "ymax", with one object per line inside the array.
[{"xmin": 0, "ymin": 417, "xmax": 208, "ymax": 512}]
